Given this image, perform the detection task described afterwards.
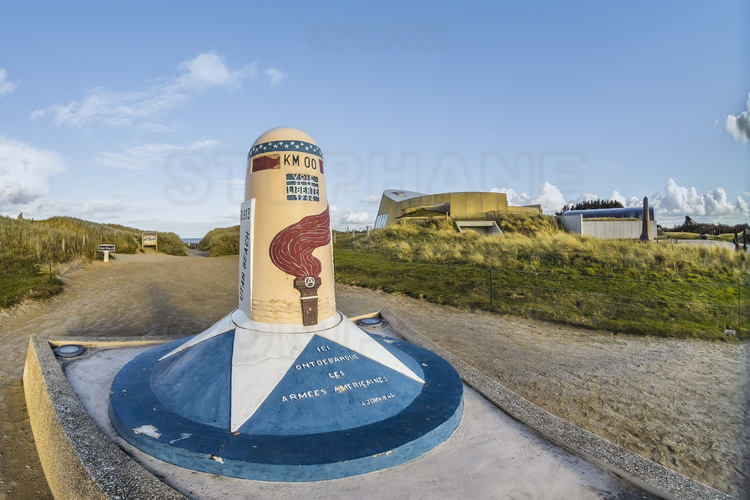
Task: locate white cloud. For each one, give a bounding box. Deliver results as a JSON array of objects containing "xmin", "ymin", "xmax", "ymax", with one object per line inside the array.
[
  {"xmin": 491, "ymin": 183, "xmax": 565, "ymax": 214},
  {"xmin": 333, "ymin": 184, "xmax": 357, "ymax": 193},
  {"xmin": 39, "ymin": 197, "xmax": 138, "ymax": 219},
  {"xmin": 35, "ymin": 84, "xmax": 187, "ymax": 129},
  {"xmin": 0, "ymin": 136, "xmax": 66, "ymax": 208},
  {"xmin": 0, "ymin": 195, "xmax": 151, "ymax": 226},
  {"xmin": 265, "ymin": 68, "xmax": 286, "ymax": 87},
  {"xmin": 177, "ymin": 52, "xmax": 256, "ymax": 91},
  {"xmin": 0, "ymin": 68, "xmax": 18, "ymax": 96},
  {"xmin": 736, "ymin": 196, "xmax": 749, "ymax": 216},
  {"xmin": 140, "ymin": 122, "xmax": 178, "ymax": 134},
  {"xmin": 573, "ymin": 192, "xmax": 599, "ymax": 203},
  {"xmin": 491, "ymin": 179, "xmax": 748, "ymax": 224},
  {"xmin": 363, "ymin": 194, "xmax": 380, "ymax": 204},
  {"xmin": 329, "ymin": 205, "xmax": 374, "ymax": 229},
  {"xmin": 609, "ymin": 191, "xmax": 625, "ymax": 206},
  {"xmin": 655, "ymin": 179, "xmax": 749, "ymax": 224},
  {"xmin": 533, "ymin": 182, "xmax": 566, "ymax": 214},
  {"xmin": 608, "ymin": 190, "xmax": 641, "ymax": 207},
  {"xmin": 91, "ymin": 139, "xmax": 219, "ymax": 170},
  {"xmin": 220, "ymin": 178, "xmax": 245, "ymax": 189},
  {"xmin": 726, "ymin": 93, "xmax": 750, "ymax": 143},
  {"xmin": 703, "ymin": 187, "xmax": 738, "ymax": 216},
  {"xmin": 343, "ymin": 210, "xmax": 373, "ymax": 224},
  {"xmin": 188, "ymin": 139, "xmax": 220, "ymax": 149},
  {"xmin": 660, "ymin": 178, "xmax": 707, "ymax": 215},
  {"xmin": 490, "ymin": 187, "xmax": 529, "ymax": 206},
  {"xmin": 32, "ymin": 52, "xmax": 268, "ymax": 129},
  {"xmin": 93, "ymin": 143, "xmax": 180, "ymax": 170}
]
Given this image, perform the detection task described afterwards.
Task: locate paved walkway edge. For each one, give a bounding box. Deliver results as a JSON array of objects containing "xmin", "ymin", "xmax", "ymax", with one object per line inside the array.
[
  {"xmin": 381, "ymin": 307, "xmax": 735, "ymax": 500},
  {"xmin": 22, "ymin": 320, "xmax": 735, "ymax": 500},
  {"xmin": 23, "ymin": 336, "xmax": 186, "ymax": 500}
]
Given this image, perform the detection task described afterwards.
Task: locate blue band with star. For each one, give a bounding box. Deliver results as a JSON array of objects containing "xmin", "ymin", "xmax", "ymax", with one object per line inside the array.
[{"xmin": 248, "ymin": 140, "xmax": 323, "ymax": 160}]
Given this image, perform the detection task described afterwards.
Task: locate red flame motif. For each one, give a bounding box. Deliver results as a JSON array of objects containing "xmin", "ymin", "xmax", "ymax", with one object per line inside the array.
[{"xmin": 269, "ymin": 207, "xmax": 331, "ymax": 279}]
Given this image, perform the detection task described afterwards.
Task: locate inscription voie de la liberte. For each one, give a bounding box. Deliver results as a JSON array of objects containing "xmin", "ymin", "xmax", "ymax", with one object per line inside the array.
[{"xmin": 286, "ymin": 173, "xmax": 319, "ymax": 202}]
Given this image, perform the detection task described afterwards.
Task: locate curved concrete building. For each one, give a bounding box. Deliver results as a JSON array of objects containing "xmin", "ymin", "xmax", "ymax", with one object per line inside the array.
[{"xmin": 374, "ymin": 189, "xmax": 541, "ymax": 229}]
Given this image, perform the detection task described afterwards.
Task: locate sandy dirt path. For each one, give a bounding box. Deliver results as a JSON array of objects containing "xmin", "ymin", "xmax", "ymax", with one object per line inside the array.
[{"xmin": 0, "ymin": 251, "xmax": 747, "ymax": 498}]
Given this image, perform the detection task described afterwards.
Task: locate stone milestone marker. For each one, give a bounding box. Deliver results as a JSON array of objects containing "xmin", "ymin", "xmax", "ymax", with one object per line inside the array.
[
  {"xmin": 639, "ymin": 196, "xmax": 651, "ymax": 242},
  {"xmin": 109, "ymin": 127, "xmax": 463, "ymax": 481}
]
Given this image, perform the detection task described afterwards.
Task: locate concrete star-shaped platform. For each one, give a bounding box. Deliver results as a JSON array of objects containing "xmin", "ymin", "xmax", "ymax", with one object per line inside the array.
[
  {"xmin": 160, "ymin": 311, "xmax": 425, "ymax": 431},
  {"xmin": 109, "ymin": 312, "xmax": 463, "ymax": 481}
]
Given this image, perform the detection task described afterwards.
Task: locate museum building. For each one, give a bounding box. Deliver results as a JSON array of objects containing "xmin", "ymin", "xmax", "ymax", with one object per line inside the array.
[
  {"xmin": 374, "ymin": 189, "xmax": 541, "ymax": 229},
  {"xmin": 559, "ymin": 206, "xmax": 657, "ymax": 240}
]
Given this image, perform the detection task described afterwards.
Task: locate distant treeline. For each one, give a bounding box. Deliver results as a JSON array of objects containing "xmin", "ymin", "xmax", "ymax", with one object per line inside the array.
[
  {"xmin": 555, "ymin": 199, "xmax": 624, "ymax": 216},
  {"xmin": 666, "ymin": 216, "xmax": 749, "ymax": 236}
]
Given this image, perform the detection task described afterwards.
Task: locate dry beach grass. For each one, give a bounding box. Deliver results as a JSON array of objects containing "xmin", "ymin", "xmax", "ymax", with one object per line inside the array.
[{"xmin": 0, "ymin": 251, "xmax": 747, "ymax": 498}]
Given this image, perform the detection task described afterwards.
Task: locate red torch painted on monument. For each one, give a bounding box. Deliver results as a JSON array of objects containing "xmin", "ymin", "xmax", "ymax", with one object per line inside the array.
[{"xmin": 269, "ymin": 206, "xmax": 331, "ymax": 326}]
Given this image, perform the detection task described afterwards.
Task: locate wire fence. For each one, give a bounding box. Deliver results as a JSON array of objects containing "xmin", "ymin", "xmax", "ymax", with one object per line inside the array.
[
  {"xmin": 335, "ymin": 256, "xmax": 749, "ymax": 337},
  {"xmin": 487, "ymin": 267, "xmax": 746, "ymax": 333}
]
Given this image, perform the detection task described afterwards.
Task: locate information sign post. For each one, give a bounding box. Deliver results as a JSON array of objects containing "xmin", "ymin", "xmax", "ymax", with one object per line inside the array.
[
  {"xmin": 142, "ymin": 232, "xmax": 158, "ymax": 252},
  {"xmin": 97, "ymin": 244, "xmax": 115, "ymax": 262}
]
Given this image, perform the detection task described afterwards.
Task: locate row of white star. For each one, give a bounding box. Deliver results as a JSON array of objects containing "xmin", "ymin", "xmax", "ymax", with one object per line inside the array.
[{"xmin": 249, "ymin": 140, "xmax": 323, "ymax": 158}]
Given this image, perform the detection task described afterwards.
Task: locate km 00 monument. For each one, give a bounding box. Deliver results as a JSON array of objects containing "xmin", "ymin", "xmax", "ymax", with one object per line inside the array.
[{"xmin": 108, "ymin": 128, "xmax": 464, "ymax": 481}]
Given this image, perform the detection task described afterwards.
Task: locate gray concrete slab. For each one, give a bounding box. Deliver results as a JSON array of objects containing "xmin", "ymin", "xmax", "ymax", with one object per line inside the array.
[
  {"xmin": 24, "ymin": 311, "xmax": 733, "ymax": 499},
  {"xmin": 63, "ymin": 341, "xmax": 646, "ymax": 499},
  {"xmin": 23, "ymin": 336, "xmax": 184, "ymax": 500}
]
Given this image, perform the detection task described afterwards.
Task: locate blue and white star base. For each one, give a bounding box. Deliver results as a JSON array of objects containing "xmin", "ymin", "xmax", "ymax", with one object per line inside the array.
[{"xmin": 109, "ymin": 311, "xmax": 463, "ymax": 481}]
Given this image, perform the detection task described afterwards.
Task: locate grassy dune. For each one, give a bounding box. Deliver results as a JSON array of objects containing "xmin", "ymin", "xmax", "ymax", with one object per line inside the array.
[
  {"xmin": 107, "ymin": 215, "xmax": 748, "ymax": 338},
  {"xmin": 335, "ymin": 220, "xmax": 749, "ymax": 339},
  {"xmin": 198, "ymin": 225, "xmax": 240, "ymax": 256},
  {"xmin": 0, "ymin": 216, "xmax": 186, "ymax": 308},
  {"xmin": 453, "ymin": 211, "xmax": 563, "ymax": 235}
]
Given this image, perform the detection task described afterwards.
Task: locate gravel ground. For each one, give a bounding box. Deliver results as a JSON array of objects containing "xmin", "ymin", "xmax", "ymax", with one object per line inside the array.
[{"xmin": 0, "ymin": 251, "xmax": 746, "ymax": 498}]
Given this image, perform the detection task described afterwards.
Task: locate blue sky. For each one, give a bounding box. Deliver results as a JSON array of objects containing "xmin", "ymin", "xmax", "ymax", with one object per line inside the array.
[{"xmin": 1, "ymin": 1, "xmax": 748, "ymax": 237}]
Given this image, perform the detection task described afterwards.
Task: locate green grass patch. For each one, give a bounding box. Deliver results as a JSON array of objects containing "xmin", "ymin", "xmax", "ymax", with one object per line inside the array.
[
  {"xmin": 335, "ymin": 221, "xmax": 749, "ymax": 339},
  {"xmin": 716, "ymin": 233, "xmax": 744, "ymax": 243},
  {"xmin": 660, "ymin": 232, "xmax": 702, "ymax": 240},
  {"xmin": 0, "ymin": 272, "xmax": 64, "ymax": 309}
]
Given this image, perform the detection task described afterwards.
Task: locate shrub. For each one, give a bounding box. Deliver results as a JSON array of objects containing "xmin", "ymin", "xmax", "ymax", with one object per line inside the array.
[
  {"xmin": 155, "ymin": 232, "xmax": 187, "ymax": 256},
  {"xmin": 199, "ymin": 226, "xmax": 240, "ymax": 256}
]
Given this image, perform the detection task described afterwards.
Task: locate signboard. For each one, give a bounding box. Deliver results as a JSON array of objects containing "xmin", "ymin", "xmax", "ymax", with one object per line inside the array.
[
  {"xmin": 142, "ymin": 232, "xmax": 158, "ymax": 252},
  {"xmin": 142, "ymin": 233, "xmax": 157, "ymax": 246},
  {"xmin": 98, "ymin": 244, "xmax": 115, "ymax": 252}
]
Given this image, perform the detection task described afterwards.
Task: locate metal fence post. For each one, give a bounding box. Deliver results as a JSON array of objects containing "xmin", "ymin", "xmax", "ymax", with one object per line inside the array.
[{"xmin": 489, "ymin": 267, "xmax": 493, "ymax": 307}]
